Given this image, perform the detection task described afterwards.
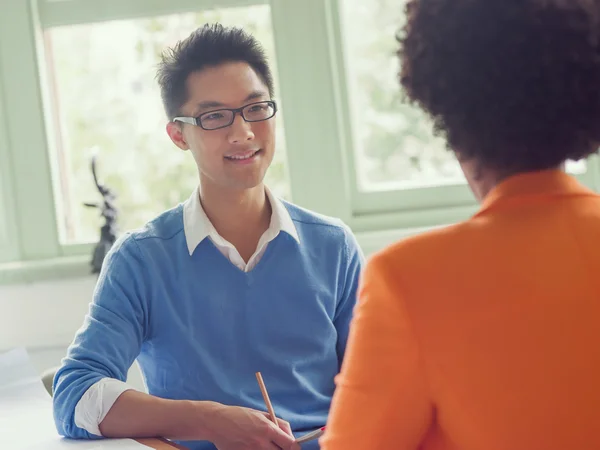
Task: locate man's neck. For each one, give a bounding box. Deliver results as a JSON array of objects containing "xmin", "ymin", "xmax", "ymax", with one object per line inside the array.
[{"xmin": 199, "ymin": 182, "xmax": 272, "ymax": 261}]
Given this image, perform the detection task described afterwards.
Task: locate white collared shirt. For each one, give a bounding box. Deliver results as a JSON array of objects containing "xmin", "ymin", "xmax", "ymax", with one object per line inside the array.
[
  {"xmin": 183, "ymin": 186, "xmax": 299, "ymax": 270},
  {"xmin": 74, "ymin": 187, "xmax": 299, "ymax": 436}
]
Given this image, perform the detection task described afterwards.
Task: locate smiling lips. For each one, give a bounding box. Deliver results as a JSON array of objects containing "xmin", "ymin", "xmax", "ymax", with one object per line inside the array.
[{"xmin": 224, "ymin": 149, "xmax": 261, "ymax": 162}]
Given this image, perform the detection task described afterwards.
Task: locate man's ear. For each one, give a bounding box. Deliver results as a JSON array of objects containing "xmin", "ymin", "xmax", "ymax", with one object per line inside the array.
[{"xmin": 166, "ymin": 122, "xmax": 189, "ymax": 150}]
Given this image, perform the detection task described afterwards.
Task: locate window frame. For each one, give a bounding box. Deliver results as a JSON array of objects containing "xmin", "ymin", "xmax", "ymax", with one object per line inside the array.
[
  {"xmin": 0, "ymin": 77, "xmax": 20, "ymax": 265},
  {"xmin": 0, "ymin": 0, "xmax": 61, "ymax": 266},
  {"xmin": 1, "ymin": 0, "xmax": 599, "ymax": 284},
  {"xmin": 37, "ymin": 0, "xmax": 271, "ymax": 28}
]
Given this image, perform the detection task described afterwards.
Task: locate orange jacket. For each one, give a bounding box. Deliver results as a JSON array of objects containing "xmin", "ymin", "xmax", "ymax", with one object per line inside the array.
[{"xmin": 322, "ymin": 170, "xmax": 600, "ymax": 450}]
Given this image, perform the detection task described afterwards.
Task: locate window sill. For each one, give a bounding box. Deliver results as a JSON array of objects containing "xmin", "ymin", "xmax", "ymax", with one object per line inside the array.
[
  {"xmin": 0, "ymin": 255, "xmax": 93, "ymax": 286},
  {"xmin": 0, "ymin": 226, "xmax": 443, "ymax": 286}
]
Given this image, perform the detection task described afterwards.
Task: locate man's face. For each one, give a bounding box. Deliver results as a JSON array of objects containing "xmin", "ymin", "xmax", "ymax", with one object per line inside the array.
[{"xmin": 167, "ymin": 62, "xmax": 276, "ymax": 192}]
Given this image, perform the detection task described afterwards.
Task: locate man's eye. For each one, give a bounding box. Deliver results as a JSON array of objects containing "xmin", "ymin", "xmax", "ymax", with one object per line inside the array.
[
  {"xmin": 249, "ymin": 105, "xmax": 267, "ymax": 112},
  {"xmin": 204, "ymin": 112, "xmax": 225, "ymax": 121}
]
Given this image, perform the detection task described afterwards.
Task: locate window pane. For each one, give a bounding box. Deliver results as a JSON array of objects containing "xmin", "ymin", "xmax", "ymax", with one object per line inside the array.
[
  {"xmin": 44, "ymin": 5, "xmax": 289, "ymax": 244},
  {"xmin": 342, "ymin": 0, "xmax": 463, "ymax": 191}
]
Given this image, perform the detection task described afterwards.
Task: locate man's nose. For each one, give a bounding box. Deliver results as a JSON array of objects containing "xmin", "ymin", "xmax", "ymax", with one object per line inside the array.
[{"xmin": 228, "ymin": 113, "xmax": 255, "ymax": 143}]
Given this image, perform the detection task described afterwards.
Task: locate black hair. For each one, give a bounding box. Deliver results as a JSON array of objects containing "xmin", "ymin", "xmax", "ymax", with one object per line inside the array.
[
  {"xmin": 157, "ymin": 23, "xmax": 274, "ymax": 120},
  {"xmin": 399, "ymin": 0, "xmax": 600, "ymax": 171}
]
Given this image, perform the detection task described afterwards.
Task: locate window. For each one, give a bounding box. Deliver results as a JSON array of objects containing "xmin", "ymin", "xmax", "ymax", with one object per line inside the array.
[
  {"xmin": 336, "ymin": 0, "xmax": 476, "ymax": 224},
  {"xmin": 341, "ymin": 0, "xmax": 463, "ymax": 193},
  {"xmin": 43, "ymin": 5, "xmax": 289, "ymax": 244}
]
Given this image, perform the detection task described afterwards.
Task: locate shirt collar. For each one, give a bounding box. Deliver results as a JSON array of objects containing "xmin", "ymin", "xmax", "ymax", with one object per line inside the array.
[
  {"xmin": 183, "ymin": 186, "xmax": 299, "ymax": 256},
  {"xmin": 476, "ymin": 169, "xmax": 595, "ymax": 217}
]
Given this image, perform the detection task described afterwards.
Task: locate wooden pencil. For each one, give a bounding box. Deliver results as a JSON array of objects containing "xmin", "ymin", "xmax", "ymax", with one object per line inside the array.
[{"xmin": 255, "ymin": 371, "xmax": 278, "ymax": 424}]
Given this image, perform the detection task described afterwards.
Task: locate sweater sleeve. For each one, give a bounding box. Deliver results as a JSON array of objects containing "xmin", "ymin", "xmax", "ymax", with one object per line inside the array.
[
  {"xmin": 321, "ymin": 252, "xmax": 434, "ymax": 450},
  {"xmin": 52, "ymin": 234, "xmax": 149, "ymax": 439},
  {"xmin": 333, "ymin": 225, "xmax": 364, "ymax": 367}
]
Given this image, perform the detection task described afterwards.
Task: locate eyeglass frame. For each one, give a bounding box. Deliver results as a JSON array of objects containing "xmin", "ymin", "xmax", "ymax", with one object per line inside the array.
[{"xmin": 172, "ymin": 100, "xmax": 278, "ymax": 131}]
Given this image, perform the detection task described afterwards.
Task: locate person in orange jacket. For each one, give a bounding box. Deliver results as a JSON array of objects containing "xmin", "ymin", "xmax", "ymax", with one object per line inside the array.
[{"xmin": 321, "ymin": 1, "xmax": 600, "ymax": 449}]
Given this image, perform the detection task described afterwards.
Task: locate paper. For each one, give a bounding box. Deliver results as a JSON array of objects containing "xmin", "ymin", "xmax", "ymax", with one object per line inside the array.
[{"xmin": 0, "ymin": 348, "xmax": 151, "ymax": 450}]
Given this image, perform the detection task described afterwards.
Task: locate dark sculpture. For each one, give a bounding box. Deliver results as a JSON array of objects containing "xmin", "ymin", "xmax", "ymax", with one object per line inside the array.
[{"xmin": 84, "ymin": 156, "xmax": 119, "ymax": 274}]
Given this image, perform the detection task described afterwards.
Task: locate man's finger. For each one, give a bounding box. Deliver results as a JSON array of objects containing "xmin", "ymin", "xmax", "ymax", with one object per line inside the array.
[
  {"xmin": 267, "ymin": 422, "xmax": 296, "ymax": 449},
  {"xmin": 276, "ymin": 418, "xmax": 294, "ymax": 437}
]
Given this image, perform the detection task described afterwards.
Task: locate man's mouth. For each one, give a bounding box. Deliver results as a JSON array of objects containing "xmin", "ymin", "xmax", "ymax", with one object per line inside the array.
[{"xmin": 224, "ymin": 149, "xmax": 261, "ymax": 161}]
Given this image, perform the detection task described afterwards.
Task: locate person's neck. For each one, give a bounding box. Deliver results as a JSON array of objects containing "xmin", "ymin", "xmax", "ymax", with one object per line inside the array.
[
  {"xmin": 476, "ymin": 163, "xmax": 565, "ymax": 202},
  {"xmin": 199, "ymin": 182, "xmax": 272, "ymax": 262}
]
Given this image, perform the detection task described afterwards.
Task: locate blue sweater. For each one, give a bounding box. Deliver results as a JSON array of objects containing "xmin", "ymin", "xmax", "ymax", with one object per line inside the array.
[{"xmin": 53, "ymin": 201, "xmax": 363, "ymax": 450}]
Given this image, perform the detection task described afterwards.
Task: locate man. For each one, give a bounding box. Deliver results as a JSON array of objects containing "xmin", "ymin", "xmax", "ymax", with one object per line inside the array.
[{"xmin": 52, "ymin": 24, "xmax": 363, "ymax": 450}]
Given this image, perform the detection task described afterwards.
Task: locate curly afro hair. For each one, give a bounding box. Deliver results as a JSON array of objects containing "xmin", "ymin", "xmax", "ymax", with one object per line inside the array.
[{"xmin": 399, "ymin": 0, "xmax": 600, "ymax": 172}]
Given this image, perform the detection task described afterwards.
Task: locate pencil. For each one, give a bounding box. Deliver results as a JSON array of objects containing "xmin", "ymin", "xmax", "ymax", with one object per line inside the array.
[
  {"xmin": 255, "ymin": 371, "xmax": 278, "ymax": 424},
  {"xmin": 295, "ymin": 426, "xmax": 326, "ymax": 444}
]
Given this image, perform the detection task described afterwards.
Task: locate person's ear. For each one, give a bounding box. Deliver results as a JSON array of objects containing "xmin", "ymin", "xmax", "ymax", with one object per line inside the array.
[
  {"xmin": 456, "ymin": 152, "xmax": 485, "ymax": 202},
  {"xmin": 472, "ymin": 159, "xmax": 484, "ymax": 182},
  {"xmin": 166, "ymin": 122, "xmax": 189, "ymax": 150}
]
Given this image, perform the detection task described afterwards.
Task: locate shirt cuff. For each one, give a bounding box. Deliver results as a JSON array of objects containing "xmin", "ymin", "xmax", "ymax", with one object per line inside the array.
[{"xmin": 74, "ymin": 378, "xmax": 136, "ymax": 436}]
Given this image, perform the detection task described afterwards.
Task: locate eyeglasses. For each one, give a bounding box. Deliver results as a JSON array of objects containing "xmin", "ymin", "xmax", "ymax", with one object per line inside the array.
[{"xmin": 173, "ymin": 100, "xmax": 277, "ymax": 131}]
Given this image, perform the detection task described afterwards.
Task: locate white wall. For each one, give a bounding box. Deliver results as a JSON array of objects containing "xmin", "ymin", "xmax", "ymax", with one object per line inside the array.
[
  {"xmin": 0, "ymin": 276, "xmax": 145, "ymax": 389},
  {"xmin": 0, "ymin": 277, "xmax": 95, "ymax": 351}
]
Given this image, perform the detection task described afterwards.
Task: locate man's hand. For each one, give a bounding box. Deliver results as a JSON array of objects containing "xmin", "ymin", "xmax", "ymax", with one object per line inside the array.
[{"xmin": 207, "ymin": 404, "xmax": 300, "ymax": 450}]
